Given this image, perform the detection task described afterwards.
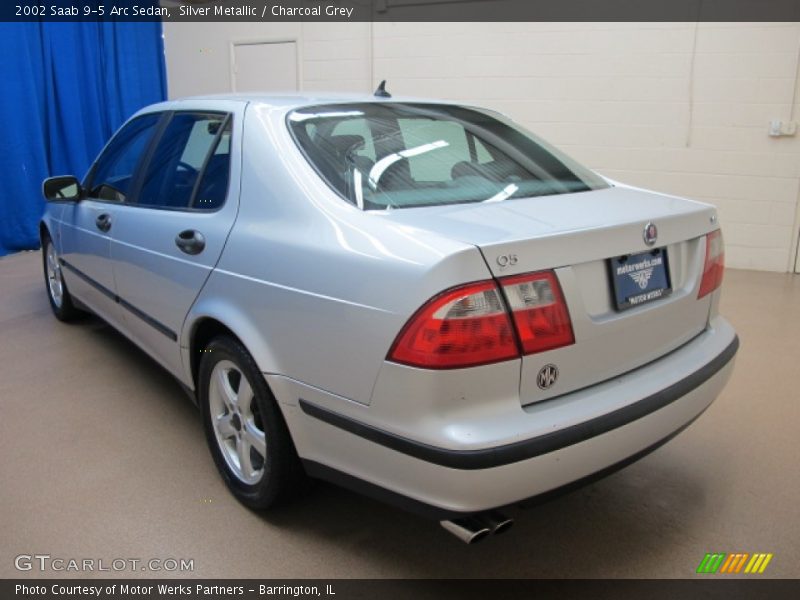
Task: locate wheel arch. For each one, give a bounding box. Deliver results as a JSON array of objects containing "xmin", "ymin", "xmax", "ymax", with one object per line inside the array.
[
  {"xmin": 187, "ymin": 317, "xmax": 237, "ymax": 390},
  {"xmin": 39, "ymin": 212, "xmax": 62, "ymax": 252},
  {"xmin": 183, "ymin": 308, "xmax": 281, "ymax": 393}
]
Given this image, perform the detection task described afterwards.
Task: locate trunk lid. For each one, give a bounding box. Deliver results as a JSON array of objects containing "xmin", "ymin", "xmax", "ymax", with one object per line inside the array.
[{"xmin": 382, "ymin": 185, "xmax": 717, "ymax": 404}]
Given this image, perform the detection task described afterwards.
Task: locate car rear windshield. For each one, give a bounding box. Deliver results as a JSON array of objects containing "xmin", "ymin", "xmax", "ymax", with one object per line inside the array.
[{"xmin": 287, "ymin": 102, "xmax": 608, "ymax": 210}]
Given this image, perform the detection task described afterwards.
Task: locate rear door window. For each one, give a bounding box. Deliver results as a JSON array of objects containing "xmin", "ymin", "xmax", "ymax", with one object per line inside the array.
[
  {"xmin": 192, "ymin": 120, "xmax": 232, "ymax": 210},
  {"xmin": 136, "ymin": 112, "xmax": 231, "ymax": 210}
]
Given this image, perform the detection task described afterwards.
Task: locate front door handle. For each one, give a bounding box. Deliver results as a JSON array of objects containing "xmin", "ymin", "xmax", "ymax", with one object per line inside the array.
[
  {"xmin": 175, "ymin": 229, "xmax": 205, "ymax": 255},
  {"xmin": 95, "ymin": 213, "xmax": 112, "ymax": 233}
]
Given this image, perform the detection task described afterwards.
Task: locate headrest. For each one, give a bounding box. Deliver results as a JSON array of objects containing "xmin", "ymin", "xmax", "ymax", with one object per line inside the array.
[{"xmin": 328, "ymin": 134, "xmax": 365, "ymax": 155}]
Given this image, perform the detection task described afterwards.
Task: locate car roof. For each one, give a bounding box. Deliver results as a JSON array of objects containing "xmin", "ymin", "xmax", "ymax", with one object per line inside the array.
[{"xmin": 141, "ymin": 92, "xmax": 466, "ymax": 113}]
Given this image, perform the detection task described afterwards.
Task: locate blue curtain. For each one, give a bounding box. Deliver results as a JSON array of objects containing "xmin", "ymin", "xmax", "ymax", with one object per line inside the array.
[{"xmin": 0, "ymin": 22, "xmax": 167, "ymax": 256}]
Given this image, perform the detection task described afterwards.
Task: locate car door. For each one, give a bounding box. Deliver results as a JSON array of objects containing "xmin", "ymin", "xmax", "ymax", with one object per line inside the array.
[
  {"xmin": 109, "ymin": 108, "xmax": 241, "ymax": 381},
  {"xmin": 59, "ymin": 113, "xmax": 162, "ymax": 326}
]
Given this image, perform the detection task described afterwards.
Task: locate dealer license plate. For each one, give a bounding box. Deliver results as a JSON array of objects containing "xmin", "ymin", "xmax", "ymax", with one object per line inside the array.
[{"xmin": 609, "ymin": 248, "xmax": 671, "ymax": 311}]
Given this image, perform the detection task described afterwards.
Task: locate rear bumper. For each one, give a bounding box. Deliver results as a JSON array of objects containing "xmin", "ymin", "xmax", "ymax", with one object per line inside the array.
[{"xmin": 274, "ymin": 317, "xmax": 738, "ymax": 518}]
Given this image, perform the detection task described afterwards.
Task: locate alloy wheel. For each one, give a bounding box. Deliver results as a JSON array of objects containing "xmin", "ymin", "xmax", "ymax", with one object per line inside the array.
[
  {"xmin": 208, "ymin": 360, "xmax": 267, "ymax": 485},
  {"xmin": 46, "ymin": 242, "xmax": 64, "ymax": 308}
]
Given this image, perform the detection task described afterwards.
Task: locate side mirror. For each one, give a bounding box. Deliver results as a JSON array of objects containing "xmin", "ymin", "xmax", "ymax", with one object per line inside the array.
[{"xmin": 43, "ymin": 175, "xmax": 82, "ymax": 202}]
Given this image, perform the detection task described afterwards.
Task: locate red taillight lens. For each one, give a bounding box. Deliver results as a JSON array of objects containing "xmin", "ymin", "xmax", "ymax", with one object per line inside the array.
[
  {"xmin": 500, "ymin": 271, "xmax": 575, "ymax": 355},
  {"xmin": 388, "ymin": 270, "xmax": 575, "ymax": 369},
  {"xmin": 698, "ymin": 229, "xmax": 725, "ymax": 299},
  {"xmin": 387, "ymin": 281, "xmax": 518, "ymax": 369}
]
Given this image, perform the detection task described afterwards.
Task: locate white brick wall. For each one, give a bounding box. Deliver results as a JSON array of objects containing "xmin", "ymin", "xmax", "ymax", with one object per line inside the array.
[{"xmin": 163, "ymin": 21, "xmax": 800, "ymax": 272}]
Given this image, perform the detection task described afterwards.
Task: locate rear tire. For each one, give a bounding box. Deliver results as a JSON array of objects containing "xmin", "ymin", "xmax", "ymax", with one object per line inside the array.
[
  {"xmin": 41, "ymin": 232, "xmax": 81, "ymax": 322},
  {"xmin": 199, "ymin": 335, "xmax": 306, "ymax": 509}
]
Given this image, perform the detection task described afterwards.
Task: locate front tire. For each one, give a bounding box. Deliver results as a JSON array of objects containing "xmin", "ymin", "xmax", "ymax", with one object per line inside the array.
[
  {"xmin": 199, "ymin": 336, "xmax": 306, "ymax": 509},
  {"xmin": 42, "ymin": 233, "xmax": 81, "ymax": 322}
]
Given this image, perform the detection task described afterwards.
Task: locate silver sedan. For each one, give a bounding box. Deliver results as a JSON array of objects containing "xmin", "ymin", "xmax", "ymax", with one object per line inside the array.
[{"xmin": 40, "ymin": 92, "xmax": 737, "ymax": 543}]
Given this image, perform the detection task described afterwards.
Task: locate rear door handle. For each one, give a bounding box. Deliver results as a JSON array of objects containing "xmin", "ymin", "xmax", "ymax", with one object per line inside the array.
[
  {"xmin": 95, "ymin": 213, "xmax": 112, "ymax": 232},
  {"xmin": 175, "ymin": 229, "xmax": 205, "ymax": 255}
]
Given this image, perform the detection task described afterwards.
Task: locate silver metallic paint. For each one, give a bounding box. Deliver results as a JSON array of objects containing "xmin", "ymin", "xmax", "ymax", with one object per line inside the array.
[{"xmin": 42, "ymin": 93, "xmax": 736, "ymax": 514}]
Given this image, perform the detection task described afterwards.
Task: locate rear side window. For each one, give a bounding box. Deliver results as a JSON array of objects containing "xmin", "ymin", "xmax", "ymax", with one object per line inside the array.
[
  {"xmin": 288, "ymin": 103, "xmax": 608, "ymax": 210},
  {"xmin": 136, "ymin": 112, "xmax": 231, "ymax": 210},
  {"xmin": 192, "ymin": 121, "xmax": 232, "ymax": 210},
  {"xmin": 86, "ymin": 113, "xmax": 161, "ymax": 202}
]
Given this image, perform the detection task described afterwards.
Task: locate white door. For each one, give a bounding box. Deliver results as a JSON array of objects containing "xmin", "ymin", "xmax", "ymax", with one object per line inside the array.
[
  {"xmin": 232, "ymin": 41, "xmax": 298, "ymax": 93},
  {"xmin": 795, "ymin": 228, "xmax": 800, "ymax": 273}
]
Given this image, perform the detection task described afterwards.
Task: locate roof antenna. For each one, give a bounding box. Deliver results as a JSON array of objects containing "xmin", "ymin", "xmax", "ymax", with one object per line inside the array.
[{"xmin": 374, "ymin": 80, "xmax": 391, "ymax": 98}]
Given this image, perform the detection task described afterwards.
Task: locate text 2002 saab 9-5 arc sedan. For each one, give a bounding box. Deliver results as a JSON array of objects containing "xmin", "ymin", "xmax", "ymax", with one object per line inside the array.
[{"xmin": 40, "ymin": 89, "xmax": 737, "ymax": 543}]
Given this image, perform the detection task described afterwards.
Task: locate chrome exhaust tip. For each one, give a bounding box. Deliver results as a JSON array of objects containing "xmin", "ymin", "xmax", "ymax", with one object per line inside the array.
[
  {"xmin": 440, "ymin": 517, "xmax": 492, "ymax": 544},
  {"xmin": 481, "ymin": 510, "xmax": 514, "ymax": 535}
]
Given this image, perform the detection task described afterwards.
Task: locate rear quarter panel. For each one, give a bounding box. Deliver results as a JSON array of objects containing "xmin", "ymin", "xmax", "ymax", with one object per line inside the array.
[{"xmin": 185, "ymin": 102, "xmax": 492, "ymax": 405}]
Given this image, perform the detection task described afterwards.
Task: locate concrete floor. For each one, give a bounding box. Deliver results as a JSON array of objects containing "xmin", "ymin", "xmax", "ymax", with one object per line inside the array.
[{"xmin": 1, "ymin": 249, "xmax": 798, "ymax": 579}]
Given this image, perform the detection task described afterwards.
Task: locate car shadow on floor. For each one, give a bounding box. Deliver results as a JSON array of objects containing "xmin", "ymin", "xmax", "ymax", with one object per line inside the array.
[
  {"xmin": 253, "ymin": 458, "xmax": 712, "ymax": 578},
  {"xmin": 81, "ymin": 314, "xmax": 197, "ymax": 405}
]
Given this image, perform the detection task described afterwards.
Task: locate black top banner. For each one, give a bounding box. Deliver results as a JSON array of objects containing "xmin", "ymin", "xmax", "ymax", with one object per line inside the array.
[{"xmin": 4, "ymin": 0, "xmax": 800, "ymax": 23}]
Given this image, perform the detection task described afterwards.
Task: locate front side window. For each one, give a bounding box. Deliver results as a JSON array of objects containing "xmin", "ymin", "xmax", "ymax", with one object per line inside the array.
[
  {"xmin": 137, "ymin": 112, "xmax": 231, "ymax": 210},
  {"xmin": 288, "ymin": 103, "xmax": 608, "ymax": 210},
  {"xmin": 86, "ymin": 113, "xmax": 161, "ymax": 202}
]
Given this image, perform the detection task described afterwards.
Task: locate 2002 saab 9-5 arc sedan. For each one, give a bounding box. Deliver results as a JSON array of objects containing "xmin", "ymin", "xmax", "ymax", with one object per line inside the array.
[{"xmin": 40, "ymin": 91, "xmax": 737, "ymax": 543}]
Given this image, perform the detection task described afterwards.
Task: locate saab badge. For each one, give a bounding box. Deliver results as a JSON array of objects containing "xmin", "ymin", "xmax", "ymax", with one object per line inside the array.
[{"xmin": 643, "ymin": 222, "xmax": 658, "ymax": 246}]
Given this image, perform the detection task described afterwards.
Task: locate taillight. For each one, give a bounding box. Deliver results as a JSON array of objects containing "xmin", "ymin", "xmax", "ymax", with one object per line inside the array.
[
  {"xmin": 500, "ymin": 271, "xmax": 575, "ymax": 355},
  {"xmin": 388, "ymin": 281, "xmax": 517, "ymax": 369},
  {"xmin": 698, "ymin": 229, "xmax": 725, "ymax": 299},
  {"xmin": 388, "ymin": 270, "xmax": 575, "ymax": 369}
]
